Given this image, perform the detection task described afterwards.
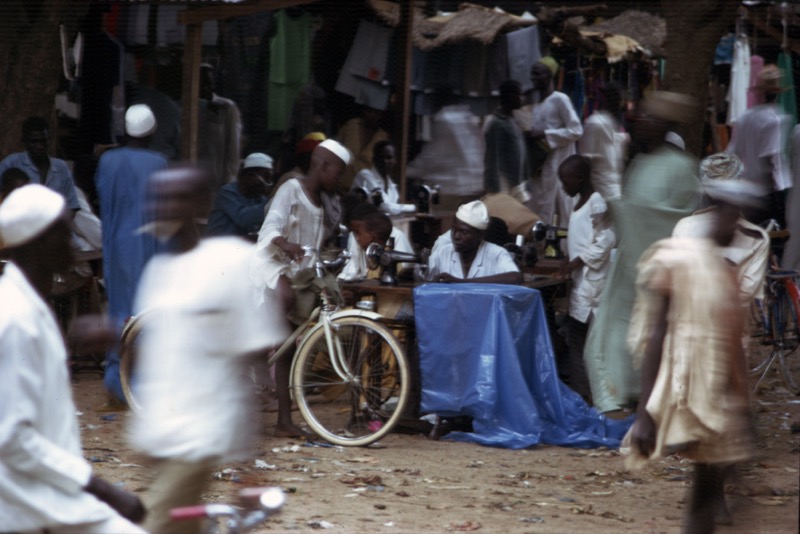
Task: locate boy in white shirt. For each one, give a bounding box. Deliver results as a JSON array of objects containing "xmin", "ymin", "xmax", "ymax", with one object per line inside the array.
[{"xmin": 558, "ymin": 155, "xmax": 616, "ymax": 402}]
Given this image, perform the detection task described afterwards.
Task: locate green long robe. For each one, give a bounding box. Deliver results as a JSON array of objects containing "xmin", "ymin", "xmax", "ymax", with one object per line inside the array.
[{"xmin": 584, "ymin": 146, "xmax": 700, "ymax": 412}]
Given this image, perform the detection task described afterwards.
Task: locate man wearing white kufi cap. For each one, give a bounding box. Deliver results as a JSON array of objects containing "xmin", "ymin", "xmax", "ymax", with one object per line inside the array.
[
  {"xmin": 207, "ymin": 152, "xmax": 275, "ymax": 237},
  {"xmin": 427, "ymin": 200, "xmax": 521, "ymax": 284},
  {"xmin": 94, "ymin": 103, "xmax": 167, "ymax": 403},
  {"xmin": 673, "ymin": 152, "xmax": 769, "ymax": 307},
  {"xmin": 0, "ymin": 185, "xmax": 146, "ymax": 533},
  {"xmin": 250, "ymin": 138, "xmax": 349, "ymax": 438}
]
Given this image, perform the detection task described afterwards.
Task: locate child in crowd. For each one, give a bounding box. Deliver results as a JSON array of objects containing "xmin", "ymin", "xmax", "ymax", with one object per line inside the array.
[
  {"xmin": 250, "ymin": 139, "xmax": 350, "ymax": 438},
  {"xmin": 339, "ymin": 200, "xmax": 414, "ymax": 283},
  {"xmin": 557, "ymin": 155, "xmax": 615, "ymax": 403}
]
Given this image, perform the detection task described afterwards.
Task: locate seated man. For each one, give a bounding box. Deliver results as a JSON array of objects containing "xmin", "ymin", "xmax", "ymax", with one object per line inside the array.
[
  {"xmin": 427, "ymin": 200, "xmax": 521, "ymax": 284},
  {"xmin": 206, "ymin": 152, "xmax": 273, "ymax": 239}
]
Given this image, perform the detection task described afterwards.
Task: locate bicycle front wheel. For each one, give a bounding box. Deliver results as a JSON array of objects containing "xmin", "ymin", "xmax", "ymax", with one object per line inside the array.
[{"xmin": 292, "ymin": 316, "xmax": 410, "ymax": 446}]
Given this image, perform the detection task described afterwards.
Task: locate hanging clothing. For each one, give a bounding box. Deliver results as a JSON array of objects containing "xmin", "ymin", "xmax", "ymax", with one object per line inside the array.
[
  {"xmin": 747, "ymin": 55, "xmax": 765, "ymax": 109},
  {"xmin": 727, "ymin": 37, "xmax": 751, "ymax": 125},
  {"xmin": 777, "ymin": 52, "xmax": 797, "ymax": 125},
  {"xmin": 269, "ymin": 9, "xmax": 312, "ymax": 131},
  {"xmin": 334, "ymin": 19, "xmax": 392, "ymax": 111},
  {"xmin": 506, "ymin": 26, "xmax": 541, "ymax": 93}
]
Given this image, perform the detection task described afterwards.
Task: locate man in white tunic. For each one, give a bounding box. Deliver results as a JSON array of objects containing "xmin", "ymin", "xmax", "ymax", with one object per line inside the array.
[
  {"xmin": 578, "ymin": 81, "xmax": 627, "ymax": 200},
  {"xmin": 130, "ymin": 166, "xmax": 286, "ymax": 533},
  {"xmin": 428, "ymin": 200, "xmax": 521, "ymax": 284},
  {"xmin": 352, "ymin": 140, "xmax": 416, "ymax": 216},
  {"xmin": 0, "ymin": 185, "xmax": 145, "ymax": 533},
  {"xmin": 528, "ymin": 58, "xmax": 583, "ymax": 226}
]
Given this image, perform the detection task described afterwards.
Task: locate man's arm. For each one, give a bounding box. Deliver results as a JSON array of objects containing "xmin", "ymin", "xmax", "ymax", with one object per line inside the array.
[
  {"xmin": 543, "ymin": 94, "xmax": 583, "ymax": 148},
  {"xmin": 216, "ymin": 187, "xmax": 267, "ymax": 234}
]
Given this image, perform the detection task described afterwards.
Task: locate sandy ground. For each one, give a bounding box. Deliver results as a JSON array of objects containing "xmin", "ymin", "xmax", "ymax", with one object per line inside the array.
[{"xmin": 72, "ymin": 341, "xmax": 799, "ymax": 534}]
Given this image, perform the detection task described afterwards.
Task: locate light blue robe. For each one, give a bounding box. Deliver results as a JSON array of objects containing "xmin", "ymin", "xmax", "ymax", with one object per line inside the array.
[{"xmin": 95, "ymin": 147, "xmax": 166, "ymax": 401}]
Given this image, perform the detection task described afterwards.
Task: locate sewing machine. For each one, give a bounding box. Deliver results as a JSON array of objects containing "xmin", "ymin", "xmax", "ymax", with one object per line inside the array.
[
  {"xmin": 532, "ymin": 221, "xmax": 568, "ymax": 260},
  {"xmin": 411, "ymin": 184, "xmax": 440, "ymax": 215},
  {"xmin": 365, "ymin": 242, "xmax": 430, "ymax": 286}
]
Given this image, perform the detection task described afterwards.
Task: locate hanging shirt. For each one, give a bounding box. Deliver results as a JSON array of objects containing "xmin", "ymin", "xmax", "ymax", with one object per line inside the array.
[{"xmin": 726, "ymin": 37, "xmax": 751, "ymax": 125}]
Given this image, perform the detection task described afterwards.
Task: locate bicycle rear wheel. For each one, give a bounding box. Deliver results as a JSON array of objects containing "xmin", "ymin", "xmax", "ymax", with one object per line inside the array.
[
  {"xmin": 292, "ymin": 316, "xmax": 409, "ymax": 446},
  {"xmin": 119, "ymin": 315, "xmax": 144, "ymax": 412},
  {"xmin": 773, "ymin": 286, "xmax": 800, "ymax": 394}
]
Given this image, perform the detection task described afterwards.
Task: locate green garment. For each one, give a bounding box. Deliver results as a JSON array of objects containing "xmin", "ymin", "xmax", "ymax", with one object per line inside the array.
[
  {"xmin": 777, "ymin": 52, "xmax": 797, "ymax": 126},
  {"xmin": 583, "ymin": 146, "xmax": 700, "ymax": 412},
  {"xmin": 268, "ymin": 10, "xmax": 311, "ymax": 131}
]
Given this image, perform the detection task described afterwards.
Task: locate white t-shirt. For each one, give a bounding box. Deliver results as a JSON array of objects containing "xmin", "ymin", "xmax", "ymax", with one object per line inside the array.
[
  {"xmin": 727, "ymin": 104, "xmax": 791, "ymax": 192},
  {"xmin": 353, "ymin": 167, "xmax": 416, "ymax": 216},
  {"xmin": 131, "ymin": 238, "xmax": 286, "ymax": 462},
  {"xmin": 566, "ymin": 192, "xmax": 616, "ymax": 322},
  {"xmin": 427, "ymin": 237, "xmax": 518, "ymax": 280}
]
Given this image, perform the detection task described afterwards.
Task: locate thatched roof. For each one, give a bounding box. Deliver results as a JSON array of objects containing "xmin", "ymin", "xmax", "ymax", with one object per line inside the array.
[
  {"xmin": 369, "ymin": 0, "xmax": 536, "ymax": 51},
  {"xmin": 585, "ymin": 10, "xmax": 666, "ymax": 57}
]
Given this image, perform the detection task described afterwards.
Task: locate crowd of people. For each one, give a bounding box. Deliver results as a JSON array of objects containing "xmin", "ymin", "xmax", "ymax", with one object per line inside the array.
[{"xmin": 0, "ymin": 52, "xmax": 797, "ymax": 533}]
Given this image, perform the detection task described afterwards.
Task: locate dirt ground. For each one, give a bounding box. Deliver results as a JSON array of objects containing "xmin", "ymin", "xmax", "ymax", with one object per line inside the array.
[{"xmin": 72, "ymin": 341, "xmax": 799, "ymax": 534}]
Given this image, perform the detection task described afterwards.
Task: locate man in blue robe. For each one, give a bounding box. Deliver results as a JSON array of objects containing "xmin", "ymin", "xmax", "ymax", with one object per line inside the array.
[{"xmin": 95, "ymin": 104, "xmax": 167, "ymax": 402}]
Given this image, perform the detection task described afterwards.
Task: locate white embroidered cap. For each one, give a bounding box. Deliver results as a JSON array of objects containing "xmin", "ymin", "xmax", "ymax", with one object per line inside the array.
[
  {"xmin": 318, "ymin": 139, "xmax": 351, "ymax": 166},
  {"xmin": 455, "ymin": 200, "xmax": 490, "ymax": 231},
  {"xmin": 125, "ymin": 104, "xmax": 157, "ymax": 138},
  {"xmin": 243, "ymin": 153, "xmax": 273, "ymax": 170},
  {"xmin": 0, "ymin": 184, "xmax": 66, "ymax": 247}
]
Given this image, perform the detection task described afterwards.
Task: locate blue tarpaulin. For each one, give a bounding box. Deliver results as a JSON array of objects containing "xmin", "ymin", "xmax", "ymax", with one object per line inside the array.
[{"xmin": 414, "ymin": 283, "xmax": 631, "ymax": 449}]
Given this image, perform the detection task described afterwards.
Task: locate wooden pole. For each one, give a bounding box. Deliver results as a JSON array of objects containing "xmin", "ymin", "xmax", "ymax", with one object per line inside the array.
[
  {"xmin": 397, "ymin": 0, "xmax": 414, "ymax": 202},
  {"xmin": 181, "ymin": 22, "xmax": 202, "ymax": 162}
]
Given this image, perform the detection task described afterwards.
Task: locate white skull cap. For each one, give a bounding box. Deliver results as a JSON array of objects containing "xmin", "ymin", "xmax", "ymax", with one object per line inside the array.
[
  {"xmin": 0, "ymin": 184, "xmax": 66, "ymax": 247},
  {"xmin": 125, "ymin": 104, "xmax": 157, "ymax": 138},
  {"xmin": 318, "ymin": 139, "xmax": 351, "ymax": 166},
  {"xmin": 456, "ymin": 200, "xmax": 490, "ymax": 230},
  {"xmin": 243, "ymin": 153, "xmax": 273, "ymax": 170}
]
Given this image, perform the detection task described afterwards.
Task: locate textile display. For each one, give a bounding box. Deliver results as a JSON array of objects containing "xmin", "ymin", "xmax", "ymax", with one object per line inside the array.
[
  {"xmin": 269, "ymin": 10, "xmax": 312, "ymax": 131},
  {"xmin": 506, "ymin": 26, "xmax": 541, "ymax": 93},
  {"xmin": 335, "ymin": 19, "xmax": 392, "ymax": 111},
  {"xmin": 727, "ymin": 37, "xmax": 751, "ymax": 125},
  {"xmin": 777, "ymin": 52, "xmax": 797, "ymax": 125},
  {"xmin": 414, "ymin": 284, "xmax": 631, "ymax": 449}
]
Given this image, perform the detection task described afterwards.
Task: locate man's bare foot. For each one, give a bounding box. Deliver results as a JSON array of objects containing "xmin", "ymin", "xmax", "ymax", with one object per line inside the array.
[{"xmin": 274, "ymin": 423, "xmax": 316, "ymax": 439}]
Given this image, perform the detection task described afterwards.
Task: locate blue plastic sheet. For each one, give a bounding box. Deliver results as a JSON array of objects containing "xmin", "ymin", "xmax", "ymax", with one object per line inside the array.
[{"xmin": 414, "ymin": 283, "xmax": 631, "ymax": 449}]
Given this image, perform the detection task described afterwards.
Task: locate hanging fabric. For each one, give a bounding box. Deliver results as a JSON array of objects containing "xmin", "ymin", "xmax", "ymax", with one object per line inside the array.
[
  {"xmin": 777, "ymin": 52, "xmax": 797, "ymax": 125},
  {"xmin": 269, "ymin": 9, "xmax": 312, "ymax": 130},
  {"xmin": 506, "ymin": 25, "xmax": 541, "ymax": 93},
  {"xmin": 748, "ymin": 55, "xmax": 765, "ymax": 108},
  {"xmin": 334, "ymin": 19, "xmax": 392, "ymax": 111},
  {"xmin": 726, "ymin": 36, "xmax": 750, "ymax": 125}
]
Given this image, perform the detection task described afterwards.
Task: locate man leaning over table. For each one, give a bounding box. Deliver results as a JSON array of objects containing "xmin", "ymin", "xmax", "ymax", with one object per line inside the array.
[{"xmin": 427, "ymin": 200, "xmax": 521, "ymax": 285}]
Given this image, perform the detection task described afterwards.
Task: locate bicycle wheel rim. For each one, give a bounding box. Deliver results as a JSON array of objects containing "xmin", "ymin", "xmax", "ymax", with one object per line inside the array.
[
  {"xmin": 292, "ymin": 317, "xmax": 410, "ymax": 447},
  {"xmin": 119, "ymin": 316, "xmax": 143, "ymax": 412},
  {"xmin": 776, "ymin": 289, "xmax": 800, "ymax": 394}
]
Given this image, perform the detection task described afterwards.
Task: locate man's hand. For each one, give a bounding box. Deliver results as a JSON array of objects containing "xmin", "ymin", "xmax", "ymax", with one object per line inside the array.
[
  {"xmin": 273, "ymin": 237, "xmax": 306, "ymax": 262},
  {"xmin": 527, "ymin": 127, "xmax": 546, "ymax": 139},
  {"xmin": 85, "ymin": 475, "xmax": 146, "ymax": 523},
  {"xmin": 629, "ymin": 412, "xmax": 656, "ymax": 458},
  {"xmin": 558, "ymin": 257, "xmax": 584, "ymax": 279},
  {"xmin": 433, "ymin": 273, "xmax": 460, "ymax": 283}
]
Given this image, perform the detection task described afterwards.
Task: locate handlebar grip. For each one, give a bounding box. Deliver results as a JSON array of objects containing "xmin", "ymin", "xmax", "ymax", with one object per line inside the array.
[{"xmin": 170, "ymin": 505, "xmax": 209, "ymax": 521}]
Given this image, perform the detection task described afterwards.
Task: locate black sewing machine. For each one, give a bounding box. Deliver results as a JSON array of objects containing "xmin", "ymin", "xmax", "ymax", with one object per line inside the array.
[
  {"xmin": 365, "ymin": 241, "xmax": 430, "ymax": 286},
  {"xmin": 532, "ymin": 221, "xmax": 568, "ymax": 260},
  {"xmin": 411, "ymin": 184, "xmax": 440, "ymax": 214}
]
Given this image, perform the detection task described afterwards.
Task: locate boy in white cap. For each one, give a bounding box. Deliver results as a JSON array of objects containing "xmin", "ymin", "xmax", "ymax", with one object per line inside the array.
[
  {"xmin": 207, "ymin": 152, "xmax": 274, "ymax": 238},
  {"xmin": 427, "ymin": 200, "xmax": 521, "ymax": 284},
  {"xmin": 95, "ymin": 104, "xmax": 167, "ymax": 403},
  {"xmin": 0, "ymin": 184, "xmax": 146, "ymax": 533},
  {"xmin": 251, "ymin": 138, "xmax": 350, "ymax": 438}
]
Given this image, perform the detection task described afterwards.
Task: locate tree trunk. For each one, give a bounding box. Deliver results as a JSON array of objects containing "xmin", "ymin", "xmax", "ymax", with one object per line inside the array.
[
  {"xmin": 660, "ymin": 0, "xmax": 739, "ymax": 157},
  {"xmin": 0, "ymin": 0, "xmax": 88, "ymax": 157}
]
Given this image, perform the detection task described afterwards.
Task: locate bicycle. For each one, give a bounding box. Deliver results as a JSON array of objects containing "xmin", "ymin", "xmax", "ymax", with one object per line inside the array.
[
  {"xmin": 170, "ymin": 486, "xmax": 285, "ymax": 534},
  {"xmin": 120, "ymin": 248, "xmax": 411, "ymax": 446},
  {"xmin": 748, "ymin": 225, "xmax": 800, "ymax": 394}
]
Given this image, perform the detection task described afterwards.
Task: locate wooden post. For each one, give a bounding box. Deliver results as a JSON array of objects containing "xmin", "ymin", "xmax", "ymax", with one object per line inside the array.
[
  {"xmin": 181, "ymin": 22, "xmax": 202, "ymax": 162},
  {"xmin": 396, "ymin": 0, "xmax": 414, "ymax": 202}
]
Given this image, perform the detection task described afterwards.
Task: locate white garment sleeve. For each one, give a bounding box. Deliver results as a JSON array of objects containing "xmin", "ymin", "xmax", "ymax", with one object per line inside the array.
[
  {"xmin": 490, "ymin": 246, "xmax": 520, "ymax": 274},
  {"xmin": 257, "ymin": 180, "xmax": 298, "ymax": 249},
  {"xmin": 579, "ymin": 196, "xmax": 616, "ymax": 270},
  {"xmin": 0, "ymin": 328, "xmax": 92, "ymax": 494},
  {"xmin": 545, "ymin": 95, "xmax": 583, "ymax": 149}
]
